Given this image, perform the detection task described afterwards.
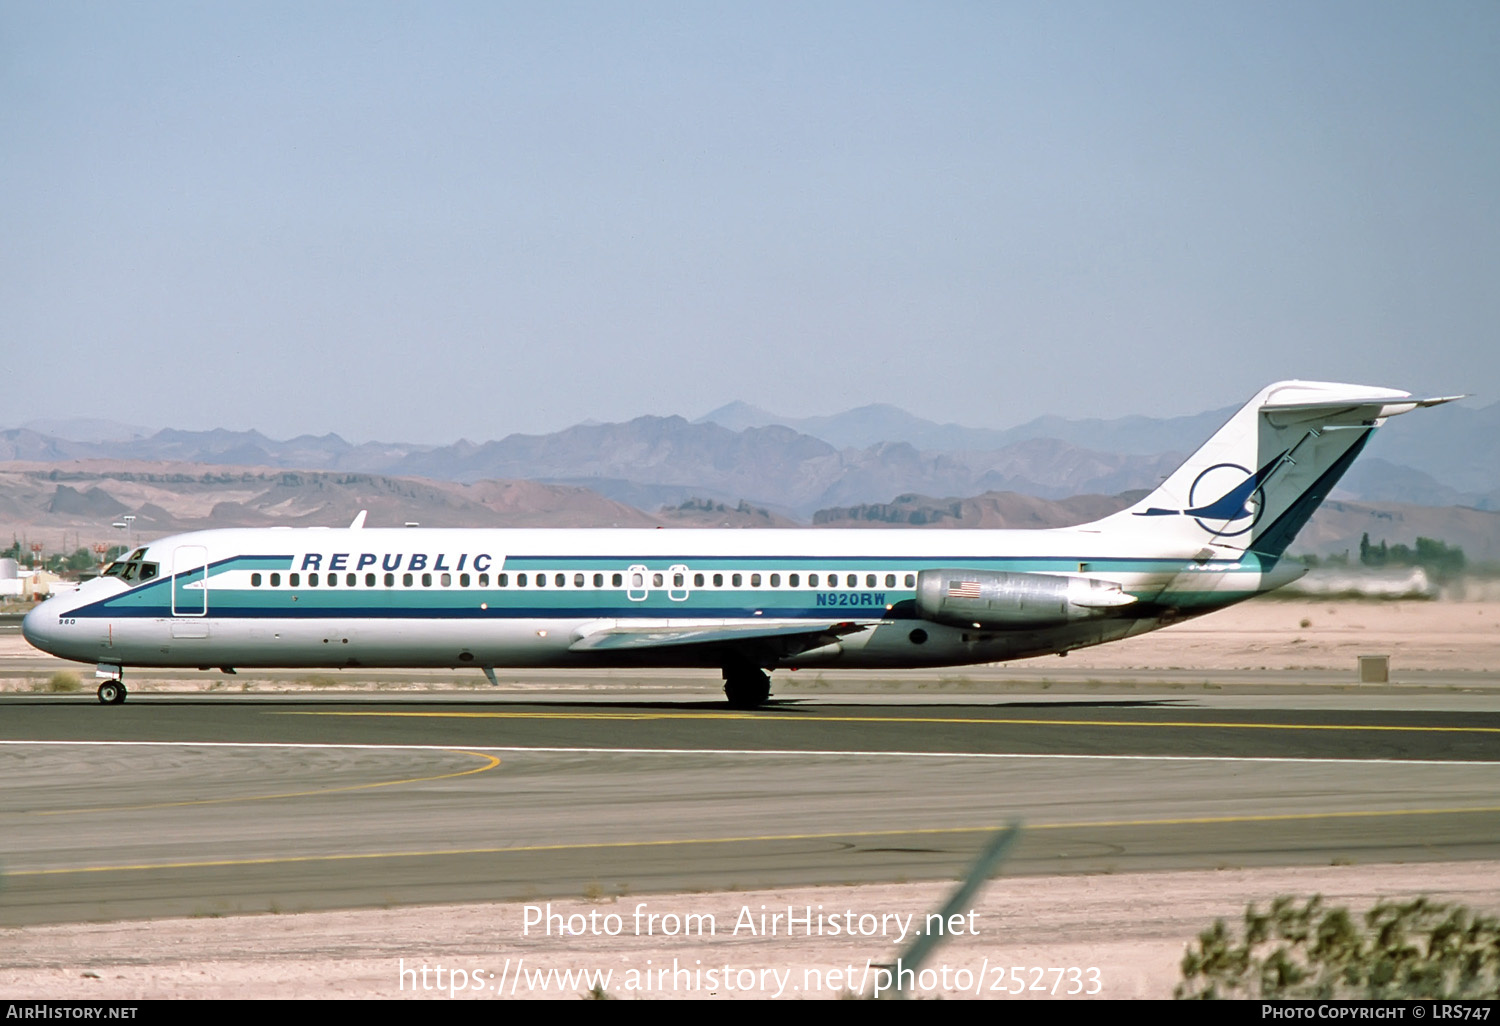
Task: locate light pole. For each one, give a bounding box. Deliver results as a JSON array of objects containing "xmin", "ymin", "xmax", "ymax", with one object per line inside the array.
[{"xmin": 112, "ymin": 515, "xmax": 137, "ymax": 557}]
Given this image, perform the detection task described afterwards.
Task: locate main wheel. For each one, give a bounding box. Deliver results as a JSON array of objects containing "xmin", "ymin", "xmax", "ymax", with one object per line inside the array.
[
  {"xmin": 97, "ymin": 680, "xmax": 127, "ymax": 705},
  {"xmin": 722, "ymin": 669, "xmax": 771, "ymax": 709}
]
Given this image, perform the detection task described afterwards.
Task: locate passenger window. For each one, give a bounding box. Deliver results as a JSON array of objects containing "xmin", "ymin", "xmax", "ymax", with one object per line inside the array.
[
  {"xmin": 385, "ymin": 573, "xmax": 395, "ymax": 587},
  {"xmin": 441, "ymin": 573, "xmax": 452, "ymax": 587},
  {"xmin": 886, "ymin": 573, "xmax": 896, "ymax": 587},
  {"xmin": 460, "ymin": 573, "xmax": 470, "ymax": 587},
  {"xmin": 327, "ymin": 574, "xmax": 337, "ymax": 588},
  {"xmin": 826, "ymin": 574, "xmax": 837, "ymax": 588},
  {"xmin": 573, "ymin": 573, "xmax": 584, "ymax": 587},
  {"xmin": 556, "ymin": 573, "xmax": 566, "ymax": 587},
  {"xmin": 652, "ymin": 573, "xmax": 663, "ymax": 587},
  {"xmin": 769, "ymin": 573, "xmax": 780, "ymax": 587},
  {"xmin": 866, "ymin": 574, "xmax": 876, "ymax": 588},
  {"xmin": 478, "ymin": 573, "xmax": 489, "ymax": 587},
  {"xmin": 632, "ymin": 573, "xmax": 643, "ymax": 588},
  {"xmin": 612, "ymin": 573, "xmax": 623, "ymax": 587},
  {"xmin": 309, "ymin": 573, "xmax": 319, "ymax": 586},
  {"xmin": 422, "ymin": 573, "xmax": 433, "ymax": 587},
  {"xmin": 809, "ymin": 573, "xmax": 819, "ymax": 587},
  {"xmin": 270, "ymin": 573, "xmax": 281, "ymax": 587},
  {"xmin": 732, "ymin": 573, "xmax": 742, "ymax": 587},
  {"xmin": 905, "ymin": 574, "xmax": 916, "ymax": 588},
  {"xmin": 251, "ymin": 573, "xmax": 262, "ymax": 587},
  {"xmin": 500, "ymin": 573, "xmax": 510, "ymax": 587},
  {"xmin": 365, "ymin": 573, "xmax": 376, "ymax": 587},
  {"xmin": 536, "ymin": 574, "xmax": 546, "ymax": 587},
  {"xmin": 403, "ymin": 573, "xmax": 414, "ymax": 587},
  {"xmin": 694, "ymin": 573, "xmax": 704, "ymax": 587},
  {"xmin": 713, "ymin": 573, "xmax": 723, "ymax": 587},
  {"xmin": 347, "ymin": 573, "xmax": 357, "ymax": 586},
  {"xmin": 848, "ymin": 574, "xmax": 858, "ymax": 587},
  {"xmin": 750, "ymin": 573, "xmax": 761, "ymax": 587},
  {"xmin": 518, "ymin": 573, "xmax": 528, "ymax": 586},
  {"xmin": 290, "ymin": 573, "xmax": 300, "ymax": 587},
  {"xmin": 593, "ymin": 573, "xmax": 603, "ymax": 587},
  {"xmin": 789, "ymin": 573, "xmax": 799, "ymax": 587},
  {"xmin": 673, "ymin": 573, "xmax": 684, "ymax": 587}
]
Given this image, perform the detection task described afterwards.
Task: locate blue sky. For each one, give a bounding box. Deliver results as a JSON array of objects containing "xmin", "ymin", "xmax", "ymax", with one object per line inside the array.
[{"xmin": 4, "ymin": 2, "xmax": 1496, "ymax": 442}]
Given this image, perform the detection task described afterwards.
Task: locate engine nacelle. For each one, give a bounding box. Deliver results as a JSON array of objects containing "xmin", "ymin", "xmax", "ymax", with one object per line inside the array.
[{"xmin": 914, "ymin": 568, "xmax": 1137, "ymax": 630}]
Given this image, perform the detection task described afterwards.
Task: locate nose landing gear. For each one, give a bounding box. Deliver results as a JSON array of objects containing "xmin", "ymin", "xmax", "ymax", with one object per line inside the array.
[{"xmin": 96, "ymin": 676, "xmax": 127, "ymax": 705}]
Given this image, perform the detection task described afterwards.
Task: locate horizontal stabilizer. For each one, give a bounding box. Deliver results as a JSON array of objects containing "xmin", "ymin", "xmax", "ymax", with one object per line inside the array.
[
  {"xmin": 1261, "ymin": 393, "xmax": 1465, "ymax": 415},
  {"xmin": 1260, "ymin": 389, "xmax": 1465, "ymax": 429}
]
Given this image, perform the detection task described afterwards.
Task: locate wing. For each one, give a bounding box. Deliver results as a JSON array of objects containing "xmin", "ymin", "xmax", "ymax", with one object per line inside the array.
[{"xmin": 568, "ymin": 618, "xmax": 872, "ymax": 655}]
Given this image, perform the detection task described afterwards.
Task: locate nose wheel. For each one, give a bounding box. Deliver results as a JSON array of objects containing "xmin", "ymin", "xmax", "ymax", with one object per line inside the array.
[{"xmin": 97, "ymin": 680, "xmax": 127, "ymax": 705}]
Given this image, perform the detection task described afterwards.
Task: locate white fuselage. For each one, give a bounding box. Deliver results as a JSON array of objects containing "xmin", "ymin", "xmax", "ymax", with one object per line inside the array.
[{"xmin": 23, "ymin": 524, "xmax": 1283, "ymax": 675}]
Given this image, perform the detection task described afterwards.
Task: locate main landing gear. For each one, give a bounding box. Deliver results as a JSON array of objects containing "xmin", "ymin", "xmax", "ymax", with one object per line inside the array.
[{"xmin": 722, "ymin": 666, "xmax": 772, "ymax": 709}]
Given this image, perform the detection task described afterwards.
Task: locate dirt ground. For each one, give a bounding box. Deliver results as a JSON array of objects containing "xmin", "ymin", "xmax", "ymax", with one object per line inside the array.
[
  {"xmin": 2, "ymin": 863, "xmax": 1498, "ymax": 1000},
  {"xmin": 1050, "ymin": 597, "xmax": 1500, "ymax": 674}
]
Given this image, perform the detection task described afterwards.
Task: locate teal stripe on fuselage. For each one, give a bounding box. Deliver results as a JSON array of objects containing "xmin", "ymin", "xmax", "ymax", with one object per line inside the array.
[
  {"xmin": 499, "ymin": 555, "xmax": 1213, "ymax": 571},
  {"xmin": 69, "ymin": 551, "xmax": 1272, "ymax": 620}
]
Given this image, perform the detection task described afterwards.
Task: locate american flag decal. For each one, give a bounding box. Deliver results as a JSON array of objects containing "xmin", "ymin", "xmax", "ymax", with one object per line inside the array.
[{"xmin": 947, "ymin": 580, "xmax": 982, "ymax": 599}]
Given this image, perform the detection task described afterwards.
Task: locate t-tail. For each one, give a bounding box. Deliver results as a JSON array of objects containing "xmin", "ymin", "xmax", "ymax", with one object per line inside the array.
[{"xmin": 1094, "ymin": 380, "xmax": 1461, "ymax": 561}]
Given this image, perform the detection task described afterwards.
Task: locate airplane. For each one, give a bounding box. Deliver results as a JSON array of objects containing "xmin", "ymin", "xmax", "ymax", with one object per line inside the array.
[{"xmin": 22, "ymin": 380, "xmax": 1458, "ymax": 707}]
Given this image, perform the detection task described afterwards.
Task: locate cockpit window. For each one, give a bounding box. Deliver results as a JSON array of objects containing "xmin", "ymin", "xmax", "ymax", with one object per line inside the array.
[{"xmin": 103, "ymin": 559, "xmax": 160, "ymax": 584}]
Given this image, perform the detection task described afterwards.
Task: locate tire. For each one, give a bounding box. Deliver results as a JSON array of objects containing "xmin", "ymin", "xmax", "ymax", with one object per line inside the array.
[{"xmin": 722, "ymin": 670, "xmax": 771, "ymax": 709}]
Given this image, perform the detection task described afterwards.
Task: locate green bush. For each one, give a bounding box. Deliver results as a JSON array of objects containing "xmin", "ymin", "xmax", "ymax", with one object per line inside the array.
[
  {"xmin": 1177, "ymin": 895, "xmax": 1500, "ymax": 999},
  {"xmin": 45, "ymin": 671, "xmax": 81, "ymax": 693}
]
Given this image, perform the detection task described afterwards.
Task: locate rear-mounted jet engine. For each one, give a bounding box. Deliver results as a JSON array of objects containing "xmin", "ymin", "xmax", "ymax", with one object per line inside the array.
[{"xmin": 914, "ymin": 568, "xmax": 1137, "ymax": 630}]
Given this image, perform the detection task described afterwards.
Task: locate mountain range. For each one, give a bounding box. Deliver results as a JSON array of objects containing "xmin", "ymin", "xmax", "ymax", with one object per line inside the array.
[{"xmin": 8, "ymin": 394, "xmax": 1497, "ymax": 518}]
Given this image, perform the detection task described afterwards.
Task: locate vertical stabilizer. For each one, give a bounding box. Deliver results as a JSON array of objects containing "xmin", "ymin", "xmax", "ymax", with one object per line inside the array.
[{"xmin": 1093, "ymin": 381, "xmax": 1459, "ymax": 557}]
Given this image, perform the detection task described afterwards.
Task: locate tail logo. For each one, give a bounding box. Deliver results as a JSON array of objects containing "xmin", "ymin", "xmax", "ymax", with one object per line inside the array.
[{"xmin": 1135, "ymin": 451, "xmax": 1289, "ymax": 538}]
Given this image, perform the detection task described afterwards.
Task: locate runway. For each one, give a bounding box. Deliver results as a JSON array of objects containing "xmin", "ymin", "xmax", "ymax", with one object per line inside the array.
[{"xmin": 2, "ymin": 686, "xmax": 1497, "ymax": 927}]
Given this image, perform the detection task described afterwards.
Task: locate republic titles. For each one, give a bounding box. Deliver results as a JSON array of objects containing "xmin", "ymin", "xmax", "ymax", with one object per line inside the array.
[{"xmin": 298, "ymin": 552, "xmax": 495, "ymax": 573}]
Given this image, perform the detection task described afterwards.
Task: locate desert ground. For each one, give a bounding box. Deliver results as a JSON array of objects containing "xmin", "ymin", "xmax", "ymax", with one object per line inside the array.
[
  {"xmin": 3, "ymin": 864, "xmax": 1497, "ymax": 1000},
  {"xmin": 1036, "ymin": 594, "xmax": 1500, "ymax": 675}
]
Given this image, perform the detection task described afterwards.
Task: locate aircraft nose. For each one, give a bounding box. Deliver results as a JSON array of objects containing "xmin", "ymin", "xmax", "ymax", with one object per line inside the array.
[
  {"xmin": 21, "ymin": 602, "xmax": 52, "ymax": 650},
  {"xmin": 20, "ymin": 600, "xmax": 65, "ymax": 652}
]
